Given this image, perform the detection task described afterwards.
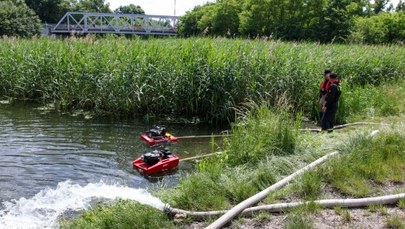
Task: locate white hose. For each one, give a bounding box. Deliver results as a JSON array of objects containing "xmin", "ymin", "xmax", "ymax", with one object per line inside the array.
[
  {"xmin": 300, "ymin": 121, "xmax": 390, "ymax": 133},
  {"xmin": 167, "ymin": 193, "xmax": 405, "ymax": 219},
  {"xmin": 204, "ymin": 151, "xmax": 339, "ymax": 229}
]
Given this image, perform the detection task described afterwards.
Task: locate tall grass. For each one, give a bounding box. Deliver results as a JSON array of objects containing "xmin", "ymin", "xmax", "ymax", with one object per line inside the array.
[
  {"xmin": 59, "ymin": 200, "xmax": 174, "ymax": 229},
  {"xmin": 336, "ymin": 82, "xmax": 402, "ymax": 123},
  {"xmin": 224, "ymin": 103, "xmax": 300, "ymax": 166},
  {"xmin": 160, "ymin": 105, "xmax": 304, "ymax": 210},
  {"xmin": 1, "ymin": 36, "xmax": 404, "ymax": 122},
  {"xmin": 322, "ymin": 132, "xmax": 405, "ymax": 197}
]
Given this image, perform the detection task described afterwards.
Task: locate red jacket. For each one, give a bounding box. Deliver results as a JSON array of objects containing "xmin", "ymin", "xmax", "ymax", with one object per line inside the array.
[{"xmin": 319, "ymin": 79, "xmax": 330, "ymax": 98}]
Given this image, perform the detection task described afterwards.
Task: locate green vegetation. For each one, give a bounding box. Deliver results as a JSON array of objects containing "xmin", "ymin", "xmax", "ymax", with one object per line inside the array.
[
  {"xmin": 350, "ymin": 12, "xmax": 405, "ymax": 44},
  {"xmin": 398, "ymin": 199, "xmax": 405, "ymax": 210},
  {"xmin": 0, "ymin": 1, "xmax": 41, "ymax": 37},
  {"xmin": 60, "ymin": 200, "xmax": 174, "ymax": 229},
  {"xmin": 179, "ymin": 0, "xmax": 405, "ymax": 44},
  {"xmin": 0, "ymin": 27, "xmax": 402, "ymax": 227},
  {"xmin": 323, "ymin": 132, "xmax": 405, "ymax": 197},
  {"xmin": 284, "ymin": 207, "xmax": 314, "ymax": 229},
  {"xmin": 0, "ymin": 0, "xmax": 402, "ymax": 46},
  {"xmin": 24, "ymin": 0, "xmax": 114, "ymax": 24},
  {"xmin": 386, "ymin": 215, "xmax": 405, "ymax": 229},
  {"xmin": 114, "ymin": 4, "xmax": 144, "ymax": 14},
  {"xmin": 293, "ymin": 170, "xmax": 323, "ymax": 200},
  {"xmin": 224, "ymin": 104, "xmax": 300, "ymax": 166},
  {"xmin": 62, "ymin": 102, "xmax": 405, "ymax": 228},
  {"xmin": 1, "ymin": 37, "xmax": 404, "ymax": 123},
  {"xmin": 160, "ymin": 106, "xmax": 298, "ymax": 210}
]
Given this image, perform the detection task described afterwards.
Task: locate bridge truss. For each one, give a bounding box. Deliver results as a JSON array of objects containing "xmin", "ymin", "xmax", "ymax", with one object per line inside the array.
[{"xmin": 51, "ymin": 12, "xmax": 179, "ymax": 36}]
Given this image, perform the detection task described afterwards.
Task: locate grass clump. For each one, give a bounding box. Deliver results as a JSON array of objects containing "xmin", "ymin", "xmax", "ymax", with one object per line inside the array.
[
  {"xmin": 224, "ymin": 104, "xmax": 300, "ymax": 166},
  {"xmin": 386, "ymin": 215, "xmax": 405, "ymax": 229},
  {"xmin": 284, "ymin": 207, "xmax": 314, "ymax": 229},
  {"xmin": 60, "ymin": 200, "xmax": 174, "ymax": 229},
  {"xmin": 294, "ymin": 170, "xmax": 323, "ymax": 200},
  {"xmin": 322, "ymin": 132, "xmax": 405, "ymax": 197},
  {"xmin": 162, "ymin": 172, "xmax": 229, "ymax": 211},
  {"xmin": 398, "ymin": 199, "xmax": 405, "ymax": 210}
]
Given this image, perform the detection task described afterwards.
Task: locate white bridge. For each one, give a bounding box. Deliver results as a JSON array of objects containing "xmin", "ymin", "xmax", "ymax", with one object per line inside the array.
[{"xmin": 51, "ymin": 12, "xmax": 179, "ymax": 35}]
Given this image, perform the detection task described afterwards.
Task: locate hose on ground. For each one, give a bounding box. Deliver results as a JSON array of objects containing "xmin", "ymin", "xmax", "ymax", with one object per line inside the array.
[
  {"xmin": 165, "ymin": 130, "xmax": 381, "ymax": 229},
  {"xmin": 165, "ymin": 193, "xmax": 405, "ymax": 219},
  {"xmin": 203, "ymin": 151, "xmax": 339, "ymax": 229}
]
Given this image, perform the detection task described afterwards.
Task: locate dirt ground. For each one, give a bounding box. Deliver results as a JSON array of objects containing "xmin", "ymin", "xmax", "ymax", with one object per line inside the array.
[{"xmin": 185, "ymin": 207, "xmax": 405, "ymax": 228}]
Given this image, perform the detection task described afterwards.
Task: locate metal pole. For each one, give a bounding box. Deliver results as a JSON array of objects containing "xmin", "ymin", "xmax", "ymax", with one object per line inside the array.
[{"xmin": 174, "ymin": 0, "xmax": 176, "ymax": 16}]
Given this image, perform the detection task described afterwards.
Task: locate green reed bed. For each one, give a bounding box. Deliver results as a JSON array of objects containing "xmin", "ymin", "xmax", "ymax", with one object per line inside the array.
[{"xmin": 0, "ymin": 37, "xmax": 404, "ymax": 122}]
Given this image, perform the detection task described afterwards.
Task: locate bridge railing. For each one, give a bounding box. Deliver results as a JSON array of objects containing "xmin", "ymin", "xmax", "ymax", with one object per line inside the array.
[{"xmin": 51, "ymin": 12, "xmax": 179, "ymax": 35}]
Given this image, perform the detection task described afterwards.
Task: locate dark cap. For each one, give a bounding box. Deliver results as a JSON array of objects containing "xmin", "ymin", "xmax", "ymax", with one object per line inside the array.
[
  {"xmin": 324, "ymin": 68, "xmax": 331, "ymax": 75},
  {"xmin": 330, "ymin": 73, "xmax": 338, "ymax": 78}
]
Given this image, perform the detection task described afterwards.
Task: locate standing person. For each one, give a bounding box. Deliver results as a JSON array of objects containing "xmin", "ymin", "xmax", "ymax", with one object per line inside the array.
[
  {"xmin": 318, "ymin": 68, "xmax": 331, "ymax": 122},
  {"xmin": 321, "ymin": 73, "xmax": 341, "ymax": 132}
]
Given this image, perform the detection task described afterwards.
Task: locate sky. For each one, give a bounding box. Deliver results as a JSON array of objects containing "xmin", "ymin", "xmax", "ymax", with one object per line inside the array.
[
  {"xmin": 106, "ymin": 0, "xmax": 400, "ymax": 16},
  {"xmin": 106, "ymin": 0, "xmax": 215, "ymax": 16}
]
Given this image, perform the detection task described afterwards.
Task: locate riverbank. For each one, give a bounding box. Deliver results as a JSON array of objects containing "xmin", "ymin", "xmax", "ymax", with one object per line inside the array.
[{"xmin": 60, "ymin": 111, "xmax": 405, "ymax": 228}]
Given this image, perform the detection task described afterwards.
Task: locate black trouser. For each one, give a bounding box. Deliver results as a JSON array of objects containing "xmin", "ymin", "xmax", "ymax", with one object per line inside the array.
[
  {"xmin": 321, "ymin": 104, "xmax": 338, "ymax": 131},
  {"xmin": 319, "ymin": 112, "xmax": 324, "ymax": 123}
]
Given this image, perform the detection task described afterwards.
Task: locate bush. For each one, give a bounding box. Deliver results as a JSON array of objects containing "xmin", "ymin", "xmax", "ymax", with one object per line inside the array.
[
  {"xmin": 0, "ymin": 1, "xmax": 42, "ymax": 37},
  {"xmin": 349, "ymin": 12, "xmax": 405, "ymax": 44}
]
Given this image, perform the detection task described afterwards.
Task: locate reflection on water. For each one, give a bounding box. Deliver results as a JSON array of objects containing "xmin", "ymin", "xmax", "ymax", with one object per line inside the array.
[{"xmin": 0, "ymin": 102, "xmax": 227, "ymax": 202}]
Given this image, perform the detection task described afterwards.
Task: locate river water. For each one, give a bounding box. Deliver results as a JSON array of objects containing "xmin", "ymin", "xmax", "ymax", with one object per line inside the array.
[{"xmin": 0, "ymin": 102, "xmax": 225, "ymax": 228}]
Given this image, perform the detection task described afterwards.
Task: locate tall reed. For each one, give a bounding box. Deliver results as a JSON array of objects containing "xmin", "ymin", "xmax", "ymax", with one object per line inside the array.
[{"xmin": 1, "ymin": 36, "xmax": 404, "ymax": 122}]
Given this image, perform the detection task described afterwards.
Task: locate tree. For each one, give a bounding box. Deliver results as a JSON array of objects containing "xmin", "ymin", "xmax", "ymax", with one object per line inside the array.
[
  {"xmin": 239, "ymin": 0, "xmax": 273, "ymax": 37},
  {"xmin": 206, "ymin": 0, "xmax": 240, "ymax": 36},
  {"xmin": 25, "ymin": 0, "xmax": 72, "ymax": 23},
  {"xmin": 114, "ymin": 4, "xmax": 144, "ymax": 14},
  {"xmin": 303, "ymin": 0, "xmax": 329, "ymax": 40},
  {"xmin": 319, "ymin": 0, "xmax": 354, "ymax": 42},
  {"xmin": 373, "ymin": 0, "xmax": 388, "ymax": 14},
  {"xmin": 349, "ymin": 12, "xmax": 405, "ymax": 44},
  {"xmin": 0, "ymin": 0, "xmax": 42, "ymax": 37},
  {"xmin": 71, "ymin": 0, "xmax": 111, "ymax": 13},
  {"xmin": 178, "ymin": 3, "xmax": 215, "ymax": 36},
  {"xmin": 397, "ymin": 0, "xmax": 405, "ymax": 12}
]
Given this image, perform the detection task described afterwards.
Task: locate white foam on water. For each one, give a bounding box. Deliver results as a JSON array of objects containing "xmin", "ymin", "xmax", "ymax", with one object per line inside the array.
[{"xmin": 0, "ymin": 180, "xmax": 165, "ymax": 229}]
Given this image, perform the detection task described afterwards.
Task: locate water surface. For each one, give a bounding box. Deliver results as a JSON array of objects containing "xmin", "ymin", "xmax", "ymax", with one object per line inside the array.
[{"xmin": 0, "ymin": 102, "xmax": 225, "ymax": 202}]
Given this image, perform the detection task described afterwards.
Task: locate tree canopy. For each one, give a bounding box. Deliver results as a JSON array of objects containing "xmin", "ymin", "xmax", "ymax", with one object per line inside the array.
[
  {"xmin": 178, "ymin": 0, "xmax": 405, "ymax": 44},
  {"xmin": 25, "ymin": 0, "xmax": 70, "ymax": 23},
  {"xmin": 70, "ymin": 0, "xmax": 111, "ymax": 13},
  {"xmin": 0, "ymin": 0, "xmax": 42, "ymax": 37},
  {"xmin": 114, "ymin": 4, "xmax": 145, "ymax": 14}
]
